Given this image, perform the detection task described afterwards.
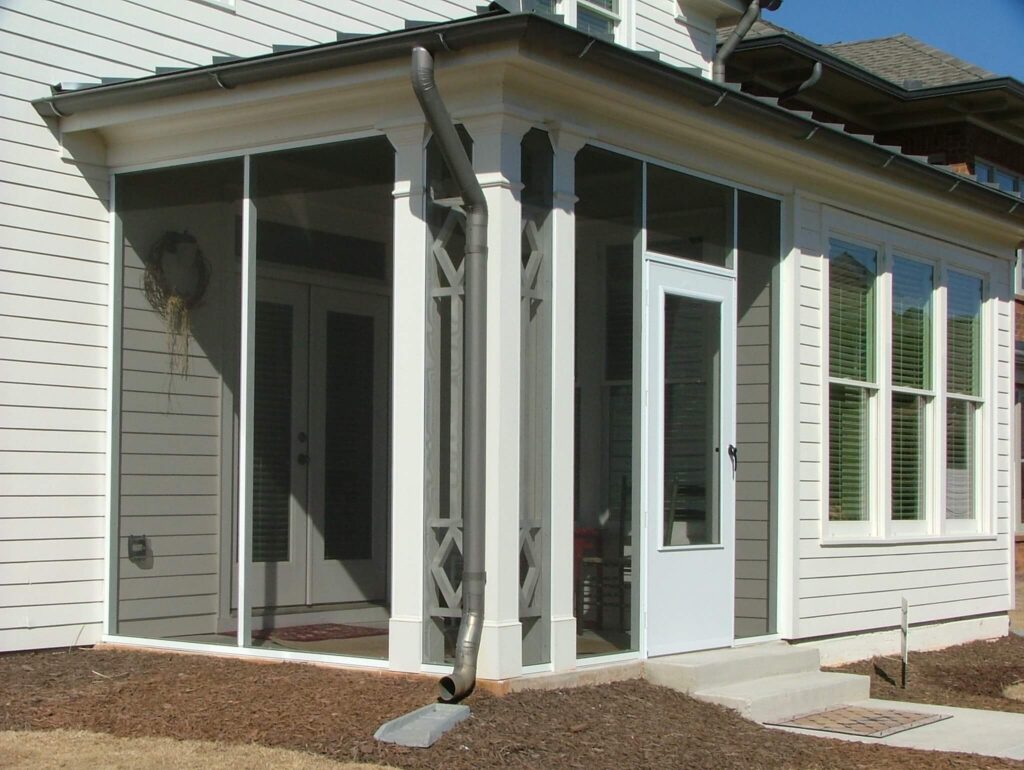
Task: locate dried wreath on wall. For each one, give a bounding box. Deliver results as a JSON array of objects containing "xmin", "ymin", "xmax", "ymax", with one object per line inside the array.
[{"xmin": 143, "ymin": 230, "xmax": 210, "ymax": 377}]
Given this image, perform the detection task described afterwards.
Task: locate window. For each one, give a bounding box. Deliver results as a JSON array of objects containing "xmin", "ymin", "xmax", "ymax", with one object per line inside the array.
[
  {"xmin": 827, "ymin": 240, "xmax": 876, "ymax": 523},
  {"xmin": 538, "ymin": 0, "xmax": 626, "ymax": 42},
  {"xmin": 576, "ymin": 0, "xmax": 619, "ymax": 38},
  {"xmin": 975, "ymin": 159, "xmax": 1023, "ymax": 197},
  {"xmin": 945, "ymin": 271, "xmax": 983, "ymax": 522},
  {"xmin": 891, "ymin": 257, "xmax": 933, "ymax": 522},
  {"xmin": 825, "ymin": 231, "xmax": 988, "ymax": 538}
]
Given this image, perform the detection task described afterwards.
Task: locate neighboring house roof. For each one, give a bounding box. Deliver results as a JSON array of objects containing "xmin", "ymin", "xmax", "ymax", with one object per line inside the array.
[
  {"xmin": 31, "ymin": 9, "xmax": 1024, "ymax": 226},
  {"xmin": 721, "ymin": 18, "xmax": 1024, "ymax": 146},
  {"xmin": 823, "ymin": 34, "xmax": 995, "ymax": 89}
]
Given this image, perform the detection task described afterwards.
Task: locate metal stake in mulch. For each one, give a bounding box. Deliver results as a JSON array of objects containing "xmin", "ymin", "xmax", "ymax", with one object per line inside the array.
[{"xmin": 901, "ymin": 597, "xmax": 910, "ymax": 689}]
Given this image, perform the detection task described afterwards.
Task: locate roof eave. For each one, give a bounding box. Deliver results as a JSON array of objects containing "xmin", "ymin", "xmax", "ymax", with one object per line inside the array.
[{"xmin": 32, "ymin": 12, "xmax": 1024, "ymax": 229}]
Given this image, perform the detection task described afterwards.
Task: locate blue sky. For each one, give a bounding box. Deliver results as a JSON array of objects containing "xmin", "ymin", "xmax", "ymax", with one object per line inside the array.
[{"xmin": 766, "ymin": 0, "xmax": 1024, "ymax": 81}]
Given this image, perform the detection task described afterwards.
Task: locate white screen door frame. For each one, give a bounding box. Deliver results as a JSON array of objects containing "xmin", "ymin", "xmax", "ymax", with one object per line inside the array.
[{"xmin": 645, "ymin": 259, "xmax": 736, "ymax": 656}]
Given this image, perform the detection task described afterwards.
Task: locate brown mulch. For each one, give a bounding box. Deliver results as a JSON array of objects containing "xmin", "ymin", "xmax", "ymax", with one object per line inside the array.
[
  {"xmin": 832, "ymin": 633, "xmax": 1024, "ymax": 714},
  {"xmin": 0, "ymin": 646, "xmax": 1020, "ymax": 770}
]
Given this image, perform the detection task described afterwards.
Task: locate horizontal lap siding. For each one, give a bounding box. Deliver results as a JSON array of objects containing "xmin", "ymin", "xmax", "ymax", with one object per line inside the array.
[
  {"xmin": 735, "ymin": 262, "xmax": 772, "ymax": 638},
  {"xmin": 792, "ymin": 196, "xmax": 1013, "ymax": 640},
  {"xmin": 0, "ymin": 0, "xmax": 466, "ymax": 652},
  {"xmin": 635, "ymin": 0, "xmax": 711, "ymax": 71}
]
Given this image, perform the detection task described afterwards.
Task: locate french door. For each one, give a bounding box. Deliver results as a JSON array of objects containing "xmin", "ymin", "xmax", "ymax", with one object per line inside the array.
[
  {"xmin": 645, "ymin": 261, "xmax": 736, "ymax": 656},
  {"xmin": 246, "ymin": 280, "xmax": 389, "ymax": 608}
]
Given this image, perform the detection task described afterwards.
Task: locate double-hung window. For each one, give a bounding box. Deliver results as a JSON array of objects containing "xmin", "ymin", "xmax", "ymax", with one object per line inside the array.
[
  {"xmin": 890, "ymin": 256, "xmax": 933, "ymax": 527},
  {"xmin": 827, "ymin": 239, "xmax": 877, "ymax": 526},
  {"xmin": 945, "ymin": 271, "xmax": 983, "ymax": 529},
  {"xmin": 825, "ymin": 228, "xmax": 989, "ymax": 539}
]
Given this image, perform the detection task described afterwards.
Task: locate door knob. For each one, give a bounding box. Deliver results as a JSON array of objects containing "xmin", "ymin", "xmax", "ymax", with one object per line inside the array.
[{"xmin": 297, "ymin": 453, "xmax": 309, "ymax": 465}]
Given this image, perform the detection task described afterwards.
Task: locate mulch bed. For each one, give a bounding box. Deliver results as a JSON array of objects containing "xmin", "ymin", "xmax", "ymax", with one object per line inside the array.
[
  {"xmin": 831, "ymin": 633, "xmax": 1024, "ymax": 714},
  {"xmin": 1, "ymin": 646, "xmax": 1021, "ymax": 770}
]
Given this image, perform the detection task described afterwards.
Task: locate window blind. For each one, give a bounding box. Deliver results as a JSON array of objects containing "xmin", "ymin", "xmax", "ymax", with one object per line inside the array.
[
  {"xmin": 946, "ymin": 399, "xmax": 976, "ymax": 520},
  {"xmin": 829, "ymin": 383, "xmax": 869, "ymax": 521},
  {"xmin": 828, "ymin": 240, "xmax": 876, "ymax": 382},
  {"xmin": 946, "ymin": 271, "xmax": 981, "ymax": 520},
  {"xmin": 892, "ymin": 258, "xmax": 932, "ymax": 390},
  {"xmin": 946, "ymin": 271, "xmax": 981, "ymax": 396},
  {"xmin": 891, "ymin": 392, "xmax": 925, "ymax": 520},
  {"xmin": 828, "ymin": 239, "xmax": 876, "ymax": 522}
]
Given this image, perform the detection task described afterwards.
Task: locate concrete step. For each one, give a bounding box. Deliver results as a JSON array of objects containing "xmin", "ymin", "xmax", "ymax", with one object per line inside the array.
[
  {"xmin": 645, "ymin": 643, "xmax": 820, "ymax": 692},
  {"xmin": 695, "ymin": 670, "xmax": 871, "ymax": 723}
]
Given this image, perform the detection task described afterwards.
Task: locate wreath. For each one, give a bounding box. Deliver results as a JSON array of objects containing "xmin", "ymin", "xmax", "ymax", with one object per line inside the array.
[{"xmin": 143, "ymin": 230, "xmax": 211, "ymax": 377}]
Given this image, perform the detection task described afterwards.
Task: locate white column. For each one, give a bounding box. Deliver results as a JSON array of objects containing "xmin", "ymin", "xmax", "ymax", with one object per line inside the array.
[
  {"xmin": 382, "ymin": 122, "xmax": 429, "ymax": 672},
  {"xmin": 549, "ymin": 126, "xmax": 588, "ymax": 671},
  {"xmin": 464, "ymin": 113, "xmax": 531, "ymax": 680}
]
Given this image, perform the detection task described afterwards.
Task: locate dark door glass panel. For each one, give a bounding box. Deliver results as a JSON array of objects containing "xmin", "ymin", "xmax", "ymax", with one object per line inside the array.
[
  {"xmin": 323, "ymin": 311, "xmax": 375, "ymax": 560},
  {"xmin": 253, "ymin": 301, "xmax": 293, "ymax": 563},
  {"xmin": 662, "ymin": 294, "xmax": 720, "ymax": 546}
]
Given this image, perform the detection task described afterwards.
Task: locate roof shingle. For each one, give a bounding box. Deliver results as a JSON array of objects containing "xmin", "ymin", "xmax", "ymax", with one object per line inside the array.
[{"xmin": 822, "ymin": 34, "xmax": 994, "ymax": 89}]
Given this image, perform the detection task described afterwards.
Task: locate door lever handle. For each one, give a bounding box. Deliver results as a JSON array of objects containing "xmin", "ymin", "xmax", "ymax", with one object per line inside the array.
[{"xmin": 727, "ymin": 444, "xmax": 738, "ymax": 474}]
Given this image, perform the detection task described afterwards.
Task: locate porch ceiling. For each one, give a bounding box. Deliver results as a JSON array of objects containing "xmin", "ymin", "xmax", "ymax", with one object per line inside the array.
[{"xmin": 31, "ymin": 9, "xmax": 1024, "ymax": 231}]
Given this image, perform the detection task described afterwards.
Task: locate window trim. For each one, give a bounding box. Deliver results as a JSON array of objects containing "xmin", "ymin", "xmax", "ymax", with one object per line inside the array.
[
  {"xmin": 548, "ymin": 0, "xmax": 635, "ymax": 46},
  {"xmin": 975, "ymin": 158, "xmax": 1023, "ymax": 198},
  {"xmin": 821, "ymin": 209, "xmax": 994, "ymax": 542}
]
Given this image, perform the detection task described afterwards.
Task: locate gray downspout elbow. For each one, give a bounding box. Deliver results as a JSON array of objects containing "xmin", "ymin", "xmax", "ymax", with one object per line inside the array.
[
  {"xmin": 713, "ymin": 0, "xmax": 763, "ymax": 83},
  {"xmin": 410, "ymin": 45, "xmax": 488, "ymax": 704}
]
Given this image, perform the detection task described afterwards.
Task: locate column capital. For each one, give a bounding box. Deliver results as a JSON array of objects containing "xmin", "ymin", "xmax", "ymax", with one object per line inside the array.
[
  {"xmin": 461, "ymin": 111, "xmax": 535, "ymax": 143},
  {"xmin": 549, "ymin": 121, "xmax": 592, "ymax": 156},
  {"xmin": 377, "ymin": 120, "xmax": 428, "ymax": 150}
]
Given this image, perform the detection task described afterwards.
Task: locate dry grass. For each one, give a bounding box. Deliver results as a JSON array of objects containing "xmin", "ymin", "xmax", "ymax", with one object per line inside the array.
[{"xmin": 0, "ymin": 729, "xmax": 395, "ymax": 770}]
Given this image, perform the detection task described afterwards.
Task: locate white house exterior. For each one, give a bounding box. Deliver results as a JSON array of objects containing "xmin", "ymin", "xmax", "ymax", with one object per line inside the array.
[{"xmin": 2, "ymin": 0, "xmax": 1022, "ymax": 682}]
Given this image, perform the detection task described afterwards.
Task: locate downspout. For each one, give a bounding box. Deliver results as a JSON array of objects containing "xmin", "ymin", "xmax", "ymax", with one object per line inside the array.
[
  {"xmin": 713, "ymin": 0, "xmax": 782, "ymax": 83},
  {"xmin": 410, "ymin": 45, "xmax": 488, "ymax": 703}
]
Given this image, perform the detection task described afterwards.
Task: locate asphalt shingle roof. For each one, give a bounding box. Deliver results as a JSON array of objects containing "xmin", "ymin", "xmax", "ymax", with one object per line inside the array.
[
  {"xmin": 720, "ymin": 21, "xmax": 999, "ymax": 90},
  {"xmin": 824, "ymin": 34, "xmax": 995, "ymax": 89}
]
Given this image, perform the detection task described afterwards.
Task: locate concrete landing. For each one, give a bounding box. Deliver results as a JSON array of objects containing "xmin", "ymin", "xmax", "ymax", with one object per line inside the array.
[
  {"xmin": 771, "ymin": 698, "xmax": 1024, "ymax": 761},
  {"xmin": 646, "ymin": 643, "xmax": 871, "ymax": 723}
]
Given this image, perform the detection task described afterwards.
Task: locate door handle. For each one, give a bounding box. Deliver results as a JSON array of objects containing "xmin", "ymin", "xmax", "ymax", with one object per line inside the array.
[
  {"xmin": 297, "ymin": 453, "xmax": 309, "ymax": 465},
  {"xmin": 727, "ymin": 444, "xmax": 738, "ymax": 474}
]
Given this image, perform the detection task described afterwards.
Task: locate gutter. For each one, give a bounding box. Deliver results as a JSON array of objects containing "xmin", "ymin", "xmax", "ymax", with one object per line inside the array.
[
  {"xmin": 32, "ymin": 14, "xmax": 1023, "ymax": 222},
  {"xmin": 410, "ymin": 46, "xmax": 488, "ymax": 703}
]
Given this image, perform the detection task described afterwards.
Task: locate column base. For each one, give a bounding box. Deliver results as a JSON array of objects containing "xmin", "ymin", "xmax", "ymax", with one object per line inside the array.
[
  {"xmin": 550, "ymin": 615, "xmax": 578, "ymax": 672},
  {"xmin": 476, "ymin": 620, "xmax": 523, "ymax": 680},
  {"xmin": 388, "ymin": 617, "xmax": 423, "ymax": 672}
]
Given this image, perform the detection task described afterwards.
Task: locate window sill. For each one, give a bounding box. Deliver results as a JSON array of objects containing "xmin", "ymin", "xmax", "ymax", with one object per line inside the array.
[{"xmin": 819, "ymin": 534, "xmax": 998, "ymax": 547}]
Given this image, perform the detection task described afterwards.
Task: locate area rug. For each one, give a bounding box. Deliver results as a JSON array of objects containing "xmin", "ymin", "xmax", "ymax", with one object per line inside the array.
[
  {"xmin": 767, "ymin": 705, "xmax": 951, "ymax": 738},
  {"xmin": 222, "ymin": 624, "xmax": 387, "ymax": 642}
]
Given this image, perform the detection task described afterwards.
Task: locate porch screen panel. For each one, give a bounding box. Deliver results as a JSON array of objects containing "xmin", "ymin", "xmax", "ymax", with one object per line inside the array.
[
  {"xmin": 520, "ymin": 129, "xmax": 553, "ymax": 666},
  {"xmin": 946, "ymin": 271, "xmax": 982, "ymax": 521},
  {"xmin": 646, "ymin": 164, "xmax": 733, "ymax": 268},
  {"xmin": 114, "ymin": 158, "xmax": 243, "ymax": 645},
  {"xmin": 424, "ymin": 127, "xmax": 473, "ymax": 664},
  {"xmin": 734, "ymin": 191, "xmax": 779, "ymax": 638},
  {"xmin": 574, "ymin": 145, "xmax": 642, "ymax": 658},
  {"xmin": 323, "ymin": 311, "xmax": 375, "ymax": 561},
  {"xmin": 827, "ymin": 239, "xmax": 876, "ymax": 522},
  {"xmin": 251, "ymin": 137, "xmax": 394, "ymax": 656},
  {"xmin": 252, "ymin": 301, "xmax": 293, "ymax": 562}
]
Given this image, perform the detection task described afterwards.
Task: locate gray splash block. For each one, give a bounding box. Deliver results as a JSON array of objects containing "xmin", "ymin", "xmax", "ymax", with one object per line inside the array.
[{"xmin": 374, "ymin": 703, "xmax": 471, "ymax": 748}]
